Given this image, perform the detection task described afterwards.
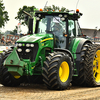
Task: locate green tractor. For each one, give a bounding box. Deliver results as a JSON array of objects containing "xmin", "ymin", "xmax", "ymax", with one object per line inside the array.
[{"xmin": 0, "ymin": 9, "xmax": 100, "ymax": 90}]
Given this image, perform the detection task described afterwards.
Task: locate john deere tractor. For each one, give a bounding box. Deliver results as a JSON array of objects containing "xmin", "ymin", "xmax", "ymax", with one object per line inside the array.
[{"xmin": 0, "ymin": 9, "xmax": 100, "ymax": 90}]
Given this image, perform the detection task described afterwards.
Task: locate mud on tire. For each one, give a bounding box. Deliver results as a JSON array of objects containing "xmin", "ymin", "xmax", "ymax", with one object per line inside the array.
[{"xmin": 42, "ymin": 52, "xmax": 73, "ymax": 90}]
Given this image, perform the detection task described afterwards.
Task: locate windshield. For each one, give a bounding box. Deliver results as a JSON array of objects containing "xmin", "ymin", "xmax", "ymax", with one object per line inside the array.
[
  {"xmin": 37, "ymin": 15, "xmax": 67, "ymax": 48},
  {"xmin": 37, "ymin": 16, "xmax": 66, "ymax": 34}
]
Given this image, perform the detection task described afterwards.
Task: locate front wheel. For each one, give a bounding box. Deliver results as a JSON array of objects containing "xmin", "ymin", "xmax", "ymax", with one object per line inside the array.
[
  {"xmin": 42, "ymin": 52, "xmax": 73, "ymax": 90},
  {"xmin": 0, "ymin": 50, "xmax": 23, "ymax": 87}
]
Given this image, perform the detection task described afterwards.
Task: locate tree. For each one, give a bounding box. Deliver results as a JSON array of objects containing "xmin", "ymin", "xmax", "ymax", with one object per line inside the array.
[
  {"xmin": 0, "ymin": 0, "xmax": 9, "ymax": 28},
  {"xmin": 10, "ymin": 26, "xmax": 17, "ymax": 35},
  {"xmin": 44, "ymin": 5, "xmax": 69, "ymax": 12},
  {"xmin": 15, "ymin": 6, "xmax": 36, "ymax": 26}
]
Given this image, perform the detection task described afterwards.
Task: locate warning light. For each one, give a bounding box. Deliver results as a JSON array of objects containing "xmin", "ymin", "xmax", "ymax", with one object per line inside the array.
[
  {"xmin": 40, "ymin": 9, "xmax": 43, "ymax": 11},
  {"xmin": 64, "ymin": 34, "xmax": 67, "ymax": 37},
  {"xmin": 76, "ymin": 9, "xmax": 79, "ymax": 13}
]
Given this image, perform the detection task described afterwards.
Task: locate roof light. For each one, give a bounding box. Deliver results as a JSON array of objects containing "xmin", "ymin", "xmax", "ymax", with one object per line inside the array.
[
  {"xmin": 64, "ymin": 15, "xmax": 67, "ymax": 18},
  {"xmin": 36, "ymin": 17, "xmax": 40, "ymax": 20},
  {"xmin": 61, "ymin": 17, "xmax": 65, "ymax": 21},
  {"xmin": 38, "ymin": 14, "xmax": 41, "ymax": 17},
  {"xmin": 59, "ymin": 14, "xmax": 63, "ymax": 17},
  {"xmin": 40, "ymin": 9, "xmax": 43, "ymax": 11},
  {"xmin": 76, "ymin": 9, "xmax": 79, "ymax": 13}
]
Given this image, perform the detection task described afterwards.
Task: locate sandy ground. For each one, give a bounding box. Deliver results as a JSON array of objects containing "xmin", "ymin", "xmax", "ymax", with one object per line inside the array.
[{"xmin": 0, "ymin": 84, "xmax": 100, "ymax": 100}]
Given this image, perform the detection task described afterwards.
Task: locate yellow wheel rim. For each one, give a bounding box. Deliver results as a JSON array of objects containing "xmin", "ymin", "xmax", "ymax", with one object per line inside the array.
[
  {"xmin": 93, "ymin": 50, "xmax": 100, "ymax": 83},
  {"xmin": 14, "ymin": 76, "xmax": 21, "ymax": 79},
  {"xmin": 59, "ymin": 61, "xmax": 69, "ymax": 82}
]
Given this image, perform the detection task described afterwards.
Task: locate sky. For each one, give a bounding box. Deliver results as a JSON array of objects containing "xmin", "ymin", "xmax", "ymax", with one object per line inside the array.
[{"xmin": 1, "ymin": 0, "xmax": 100, "ymax": 33}]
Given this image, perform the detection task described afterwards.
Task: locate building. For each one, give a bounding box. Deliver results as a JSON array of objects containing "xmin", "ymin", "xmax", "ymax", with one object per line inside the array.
[{"xmin": 82, "ymin": 28, "xmax": 100, "ymax": 38}]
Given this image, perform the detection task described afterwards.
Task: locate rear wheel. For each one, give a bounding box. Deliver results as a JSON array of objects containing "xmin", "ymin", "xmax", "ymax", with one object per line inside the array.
[
  {"xmin": 72, "ymin": 43, "xmax": 91, "ymax": 86},
  {"xmin": 73, "ymin": 44, "xmax": 100, "ymax": 86},
  {"xmin": 86, "ymin": 44, "xmax": 100, "ymax": 86},
  {"xmin": 0, "ymin": 50, "xmax": 23, "ymax": 87},
  {"xmin": 42, "ymin": 52, "xmax": 73, "ymax": 90}
]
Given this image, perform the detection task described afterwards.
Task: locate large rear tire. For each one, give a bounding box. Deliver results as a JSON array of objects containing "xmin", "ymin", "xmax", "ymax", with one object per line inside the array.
[
  {"xmin": 0, "ymin": 50, "xmax": 23, "ymax": 87},
  {"xmin": 86, "ymin": 44, "xmax": 100, "ymax": 86},
  {"xmin": 73, "ymin": 44, "xmax": 100, "ymax": 86},
  {"xmin": 42, "ymin": 52, "xmax": 73, "ymax": 90},
  {"xmin": 72, "ymin": 43, "xmax": 91, "ymax": 86}
]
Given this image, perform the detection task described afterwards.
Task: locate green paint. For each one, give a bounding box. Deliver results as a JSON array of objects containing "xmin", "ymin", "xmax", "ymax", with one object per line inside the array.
[
  {"xmin": 7, "ymin": 66, "xmax": 23, "ymax": 76},
  {"xmin": 4, "ymin": 48, "xmax": 26, "ymax": 76},
  {"xmin": 69, "ymin": 38, "xmax": 83, "ymax": 76},
  {"xmin": 3, "ymin": 10, "xmax": 83, "ymax": 79},
  {"xmin": 4, "ymin": 33, "xmax": 54, "ymax": 77},
  {"xmin": 69, "ymin": 38, "xmax": 81, "ymax": 59}
]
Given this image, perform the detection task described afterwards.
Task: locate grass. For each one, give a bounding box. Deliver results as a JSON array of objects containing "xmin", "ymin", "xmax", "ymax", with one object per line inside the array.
[{"xmin": 0, "ymin": 51, "xmax": 3, "ymax": 53}]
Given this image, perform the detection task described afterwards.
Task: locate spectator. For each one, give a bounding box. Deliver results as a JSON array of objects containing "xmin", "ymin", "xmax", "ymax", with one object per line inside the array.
[{"xmin": 1, "ymin": 37, "xmax": 5, "ymax": 45}]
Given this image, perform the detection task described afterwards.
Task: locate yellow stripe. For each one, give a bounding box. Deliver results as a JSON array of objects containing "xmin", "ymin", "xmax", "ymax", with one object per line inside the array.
[{"xmin": 40, "ymin": 38, "xmax": 53, "ymax": 43}]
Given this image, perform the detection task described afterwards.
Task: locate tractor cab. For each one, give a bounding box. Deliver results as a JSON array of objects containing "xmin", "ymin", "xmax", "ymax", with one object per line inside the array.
[{"xmin": 34, "ymin": 10, "xmax": 82, "ymax": 49}]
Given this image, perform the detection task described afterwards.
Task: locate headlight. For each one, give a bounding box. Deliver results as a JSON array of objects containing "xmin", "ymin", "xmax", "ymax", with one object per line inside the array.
[
  {"xmin": 38, "ymin": 14, "xmax": 41, "ymax": 17},
  {"xmin": 26, "ymin": 44, "xmax": 30, "ymax": 47},
  {"xmin": 17, "ymin": 48, "xmax": 22, "ymax": 52},
  {"xmin": 25, "ymin": 49, "xmax": 30, "ymax": 53},
  {"xmin": 30, "ymin": 44, "xmax": 34, "ymax": 47},
  {"xmin": 64, "ymin": 15, "xmax": 67, "ymax": 18},
  {"xmin": 18, "ymin": 43, "xmax": 22, "ymax": 47}
]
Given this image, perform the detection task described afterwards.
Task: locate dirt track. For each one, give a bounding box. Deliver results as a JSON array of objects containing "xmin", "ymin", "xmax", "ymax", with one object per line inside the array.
[{"xmin": 0, "ymin": 84, "xmax": 100, "ymax": 100}]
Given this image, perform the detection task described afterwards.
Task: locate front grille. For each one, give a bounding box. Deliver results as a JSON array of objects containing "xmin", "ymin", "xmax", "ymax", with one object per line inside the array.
[{"xmin": 17, "ymin": 43, "xmax": 38, "ymax": 62}]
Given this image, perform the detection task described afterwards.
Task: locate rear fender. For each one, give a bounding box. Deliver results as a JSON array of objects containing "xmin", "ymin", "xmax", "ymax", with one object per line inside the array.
[{"xmin": 69, "ymin": 38, "xmax": 92, "ymax": 74}]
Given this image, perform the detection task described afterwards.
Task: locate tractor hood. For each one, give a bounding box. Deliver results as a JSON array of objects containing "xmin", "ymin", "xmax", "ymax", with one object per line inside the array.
[{"xmin": 17, "ymin": 33, "xmax": 53, "ymax": 43}]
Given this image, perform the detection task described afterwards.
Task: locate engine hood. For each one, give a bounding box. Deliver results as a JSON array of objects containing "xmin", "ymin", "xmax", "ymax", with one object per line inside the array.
[{"xmin": 16, "ymin": 33, "xmax": 53, "ymax": 43}]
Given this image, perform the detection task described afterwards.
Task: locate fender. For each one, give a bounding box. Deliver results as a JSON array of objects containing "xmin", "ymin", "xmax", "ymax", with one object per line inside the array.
[
  {"xmin": 75, "ymin": 38, "xmax": 92, "ymax": 62},
  {"xmin": 76, "ymin": 39, "xmax": 92, "ymax": 74},
  {"xmin": 69, "ymin": 38, "xmax": 92, "ymax": 75},
  {"xmin": 76, "ymin": 39, "xmax": 92, "ymax": 53}
]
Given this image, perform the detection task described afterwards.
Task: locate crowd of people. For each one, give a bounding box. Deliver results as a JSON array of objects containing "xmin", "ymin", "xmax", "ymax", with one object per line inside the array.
[{"xmin": 0, "ymin": 36, "xmax": 16, "ymax": 46}]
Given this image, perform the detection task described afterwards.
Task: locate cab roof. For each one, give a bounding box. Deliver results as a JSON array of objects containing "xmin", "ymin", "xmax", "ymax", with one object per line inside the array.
[{"xmin": 35, "ymin": 11, "xmax": 82, "ymax": 20}]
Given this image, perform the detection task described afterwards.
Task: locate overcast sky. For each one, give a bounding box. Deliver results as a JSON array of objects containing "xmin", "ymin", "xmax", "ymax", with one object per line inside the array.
[{"xmin": 1, "ymin": 0, "xmax": 100, "ymax": 33}]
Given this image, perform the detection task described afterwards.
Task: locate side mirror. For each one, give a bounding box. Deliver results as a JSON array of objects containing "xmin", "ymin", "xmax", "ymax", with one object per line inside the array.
[{"xmin": 28, "ymin": 18, "xmax": 33, "ymax": 34}]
